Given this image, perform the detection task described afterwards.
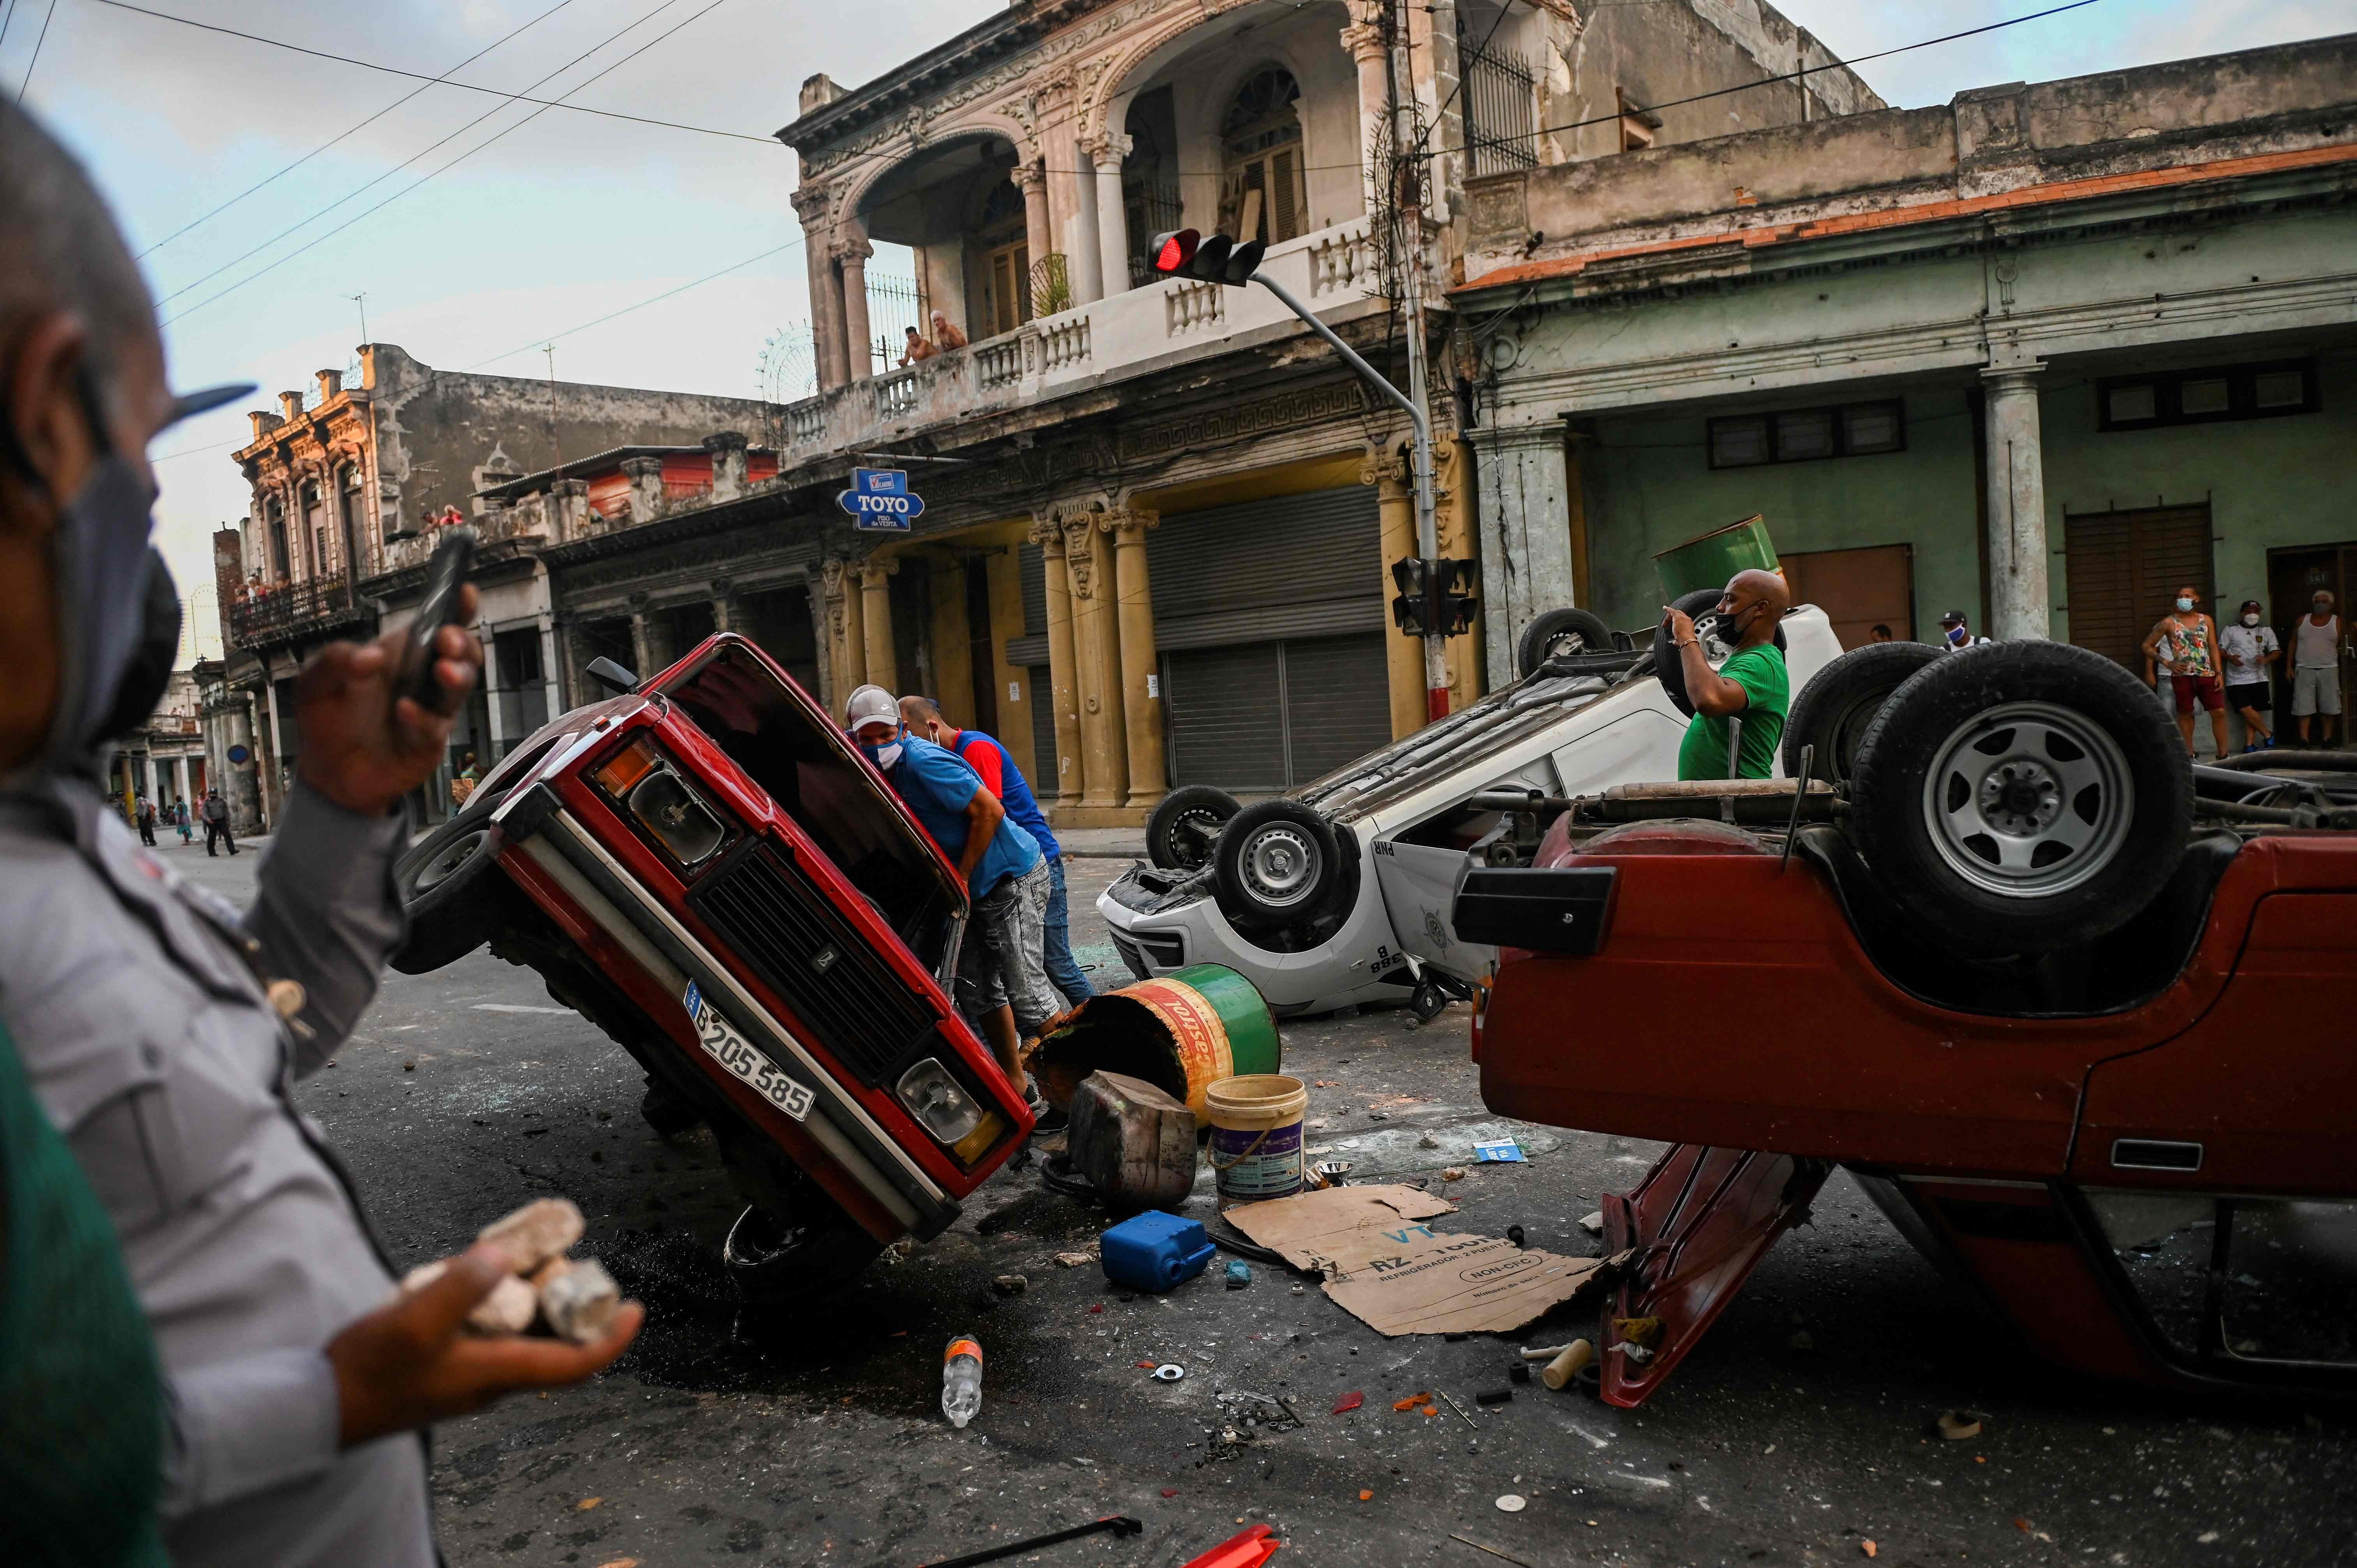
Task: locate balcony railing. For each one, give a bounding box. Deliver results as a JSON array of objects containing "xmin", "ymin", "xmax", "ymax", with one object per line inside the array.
[
  {"xmin": 766, "ymin": 217, "xmax": 1384, "ymax": 463},
  {"xmin": 228, "ymin": 574, "xmax": 372, "ymax": 649}
]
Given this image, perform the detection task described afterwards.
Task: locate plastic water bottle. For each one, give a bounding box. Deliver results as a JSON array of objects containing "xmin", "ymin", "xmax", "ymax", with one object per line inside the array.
[{"xmin": 940, "ymin": 1335, "xmax": 984, "ymax": 1429}]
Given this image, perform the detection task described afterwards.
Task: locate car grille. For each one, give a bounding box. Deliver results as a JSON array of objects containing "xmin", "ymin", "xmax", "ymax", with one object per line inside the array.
[
  {"xmin": 690, "ymin": 843, "xmax": 940, "ymax": 1087},
  {"xmin": 1110, "ymin": 927, "xmax": 1184, "ymax": 981}
]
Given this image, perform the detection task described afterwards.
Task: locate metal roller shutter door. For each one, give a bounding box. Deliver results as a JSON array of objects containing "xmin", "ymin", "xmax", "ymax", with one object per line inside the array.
[
  {"xmin": 1152, "ymin": 486, "xmax": 1392, "ymax": 790},
  {"xmin": 2064, "ymin": 505, "xmax": 2213, "ymax": 671}
]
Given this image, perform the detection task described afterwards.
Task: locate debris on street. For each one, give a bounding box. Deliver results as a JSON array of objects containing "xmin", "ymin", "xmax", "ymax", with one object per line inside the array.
[
  {"xmin": 940, "ymin": 1335, "xmax": 984, "ymax": 1429},
  {"xmin": 1178, "ymin": 1522, "xmax": 1281, "ymax": 1568},
  {"xmin": 1028, "ymin": 966, "xmax": 1280, "ymax": 1117},
  {"xmin": 1937, "ymin": 1410, "xmax": 1986, "ymax": 1441},
  {"xmin": 1223, "ymin": 1184, "xmax": 1603, "ymax": 1336},
  {"xmin": 918, "ymin": 1514, "xmax": 1144, "ymax": 1568},
  {"xmin": 1067, "ymin": 1069, "xmax": 1198, "ymax": 1209},
  {"xmin": 1101, "ymin": 1210, "xmax": 1216, "ymax": 1293}
]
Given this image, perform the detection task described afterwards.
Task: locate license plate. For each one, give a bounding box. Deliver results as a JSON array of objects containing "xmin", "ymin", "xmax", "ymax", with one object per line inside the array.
[{"xmin": 683, "ymin": 980, "xmax": 813, "ymax": 1121}]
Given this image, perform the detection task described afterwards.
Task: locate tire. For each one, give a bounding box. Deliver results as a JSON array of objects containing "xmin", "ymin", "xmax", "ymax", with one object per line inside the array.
[
  {"xmin": 1518, "ymin": 608, "xmax": 1613, "ymax": 676},
  {"xmin": 1145, "ymin": 784, "xmax": 1241, "ymax": 871},
  {"xmin": 1781, "ymin": 641, "xmax": 1944, "ymax": 786},
  {"xmin": 389, "ymin": 812, "xmax": 506, "ymax": 973},
  {"xmin": 722, "ymin": 1203, "xmax": 887, "ymax": 1305},
  {"xmin": 1213, "ymin": 799, "xmax": 1344, "ymax": 932},
  {"xmin": 1657, "ymin": 589, "xmax": 1790, "ymax": 717},
  {"xmin": 1848, "ymin": 641, "xmax": 2192, "ymax": 959}
]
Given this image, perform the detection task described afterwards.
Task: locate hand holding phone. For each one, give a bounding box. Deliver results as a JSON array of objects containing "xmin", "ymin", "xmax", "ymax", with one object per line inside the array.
[{"xmin": 397, "ymin": 527, "xmax": 478, "ymax": 717}]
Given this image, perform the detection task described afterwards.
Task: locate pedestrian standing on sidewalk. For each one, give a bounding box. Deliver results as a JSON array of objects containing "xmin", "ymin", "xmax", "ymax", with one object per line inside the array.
[
  {"xmin": 133, "ymin": 791, "xmax": 155, "ymax": 845},
  {"xmin": 2141, "ymin": 586, "xmax": 2230, "ymax": 758},
  {"xmin": 2218, "ymin": 599, "xmax": 2280, "ymax": 752},
  {"xmin": 175, "ymin": 795, "xmax": 191, "ymax": 843},
  {"xmin": 899, "ymin": 694, "xmax": 1094, "ymax": 1009},
  {"xmin": 845, "ymin": 685, "xmax": 1058, "ymax": 1109},
  {"xmin": 201, "ymin": 786, "xmax": 233, "ymax": 855},
  {"xmin": 0, "ymin": 97, "xmax": 639, "ymax": 1567},
  {"xmin": 2292, "ymin": 590, "xmax": 2342, "ymax": 746}
]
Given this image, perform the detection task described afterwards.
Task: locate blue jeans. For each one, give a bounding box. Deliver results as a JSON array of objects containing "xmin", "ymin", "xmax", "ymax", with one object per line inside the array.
[{"xmin": 1042, "ymin": 855, "xmax": 1095, "ymax": 1006}]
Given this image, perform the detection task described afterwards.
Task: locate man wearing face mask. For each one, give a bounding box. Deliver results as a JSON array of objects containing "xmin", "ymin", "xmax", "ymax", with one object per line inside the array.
[
  {"xmin": 0, "ymin": 101, "xmax": 639, "ymax": 1567},
  {"xmin": 2292, "ymin": 590, "xmax": 2342, "ymax": 747},
  {"xmin": 844, "ymin": 684, "xmax": 1058, "ymax": 1100},
  {"xmin": 1663, "ymin": 568, "xmax": 1792, "ymax": 781},
  {"xmin": 2217, "ymin": 599, "xmax": 2279, "ymax": 752}
]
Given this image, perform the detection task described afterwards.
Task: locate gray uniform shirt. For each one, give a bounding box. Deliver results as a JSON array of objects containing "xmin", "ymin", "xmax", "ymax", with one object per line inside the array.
[{"xmin": 0, "ymin": 775, "xmax": 433, "ymax": 1566}]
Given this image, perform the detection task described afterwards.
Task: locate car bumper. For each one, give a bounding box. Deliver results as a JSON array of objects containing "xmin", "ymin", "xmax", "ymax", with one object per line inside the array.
[{"xmin": 1097, "ymin": 874, "xmax": 1401, "ymax": 1016}]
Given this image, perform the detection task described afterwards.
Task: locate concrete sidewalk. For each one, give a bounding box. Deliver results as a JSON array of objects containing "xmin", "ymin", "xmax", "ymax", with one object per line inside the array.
[{"xmin": 1054, "ymin": 826, "xmax": 1147, "ymax": 860}]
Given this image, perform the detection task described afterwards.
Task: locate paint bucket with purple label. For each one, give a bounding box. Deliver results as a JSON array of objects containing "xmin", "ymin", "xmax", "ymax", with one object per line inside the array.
[{"xmin": 1205, "ymin": 1074, "xmax": 1307, "ymax": 1209}]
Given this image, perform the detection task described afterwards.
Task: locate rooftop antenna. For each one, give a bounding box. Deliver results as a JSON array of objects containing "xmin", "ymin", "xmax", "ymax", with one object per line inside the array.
[
  {"xmin": 346, "ymin": 291, "xmax": 369, "ymax": 344},
  {"xmin": 543, "ymin": 343, "xmax": 562, "ymax": 480}
]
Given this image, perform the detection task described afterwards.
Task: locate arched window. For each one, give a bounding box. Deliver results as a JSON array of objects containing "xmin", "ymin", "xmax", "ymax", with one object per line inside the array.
[
  {"xmin": 340, "ymin": 464, "xmax": 368, "ymax": 555},
  {"xmin": 265, "ymin": 497, "xmax": 290, "ymax": 580},
  {"xmin": 1221, "ymin": 67, "xmax": 1306, "ymax": 245},
  {"xmin": 977, "ymin": 175, "xmax": 1031, "ymax": 338}
]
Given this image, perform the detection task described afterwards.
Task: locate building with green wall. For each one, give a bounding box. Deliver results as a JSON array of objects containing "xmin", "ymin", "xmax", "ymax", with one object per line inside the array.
[{"xmin": 1453, "ymin": 33, "xmax": 2357, "ymax": 745}]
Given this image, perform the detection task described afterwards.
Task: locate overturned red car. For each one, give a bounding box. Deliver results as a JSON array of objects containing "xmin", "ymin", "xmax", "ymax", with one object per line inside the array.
[
  {"xmin": 391, "ymin": 633, "xmax": 1032, "ymax": 1295},
  {"xmin": 1458, "ymin": 638, "xmax": 2357, "ymax": 1406}
]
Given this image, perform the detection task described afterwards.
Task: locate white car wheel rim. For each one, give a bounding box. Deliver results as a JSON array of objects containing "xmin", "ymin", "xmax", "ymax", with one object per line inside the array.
[
  {"xmin": 1240, "ymin": 825, "xmax": 1321, "ymax": 909},
  {"xmin": 1920, "ymin": 701, "xmax": 2134, "ymax": 899}
]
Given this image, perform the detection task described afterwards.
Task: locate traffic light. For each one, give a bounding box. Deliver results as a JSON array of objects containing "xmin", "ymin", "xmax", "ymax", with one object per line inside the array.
[
  {"xmin": 1150, "ymin": 228, "xmax": 1268, "ymax": 286},
  {"xmin": 1390, "ymin": 557, "xmax": 1481, "ymax": 638}
]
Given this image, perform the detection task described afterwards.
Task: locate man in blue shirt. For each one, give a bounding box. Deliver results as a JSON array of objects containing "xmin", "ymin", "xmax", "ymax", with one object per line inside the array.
[
  {"xmin": 899, "ymin": 694, "xmax": 1094, "ymax": 1008},
  {"xmin": 845, "ymin": 686, "xmax": 1059, "ymax": 1095}
]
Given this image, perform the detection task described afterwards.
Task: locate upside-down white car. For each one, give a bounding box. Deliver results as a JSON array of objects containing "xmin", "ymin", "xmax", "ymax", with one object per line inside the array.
[{"xmin": 1101, "ymin": 600, "xmax": 1863, "ymax": 1016}]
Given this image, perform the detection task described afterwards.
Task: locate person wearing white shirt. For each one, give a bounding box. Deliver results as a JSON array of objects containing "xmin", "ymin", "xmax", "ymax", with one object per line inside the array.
[
  {"xmin": 2217, "ymin": 599, "xmax": 2281, "ymax": 751},
  {"xmin": 2292, "ymin": 590, "xmax": 2343, "ymax": 746}
]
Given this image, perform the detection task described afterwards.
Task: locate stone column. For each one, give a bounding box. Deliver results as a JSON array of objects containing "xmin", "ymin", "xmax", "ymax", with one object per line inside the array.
[
  {"xmin": 792, "ymin": 184, "xmax": 848, "ymax": 392},
  {"xmin": 805, "ymin": 565, "xmax": 836, "ymax": 714},
  {"xmin": 550, "ymin": 477, "xmax": 590, "ymax": 540},
  {"xmin": 1030, "ymin": 519, "xmax": 1085, "ymax": 806},
  {"xmin": 1014, "ymin": 162, "xmax": 1052, "ymax": 302},
  {"xmin": 620, "ymin": 456, "xmax": 666, "ymax": 524},
  {"xmin": 1436, "ymin": 436, "xmax": 1485, "ymax": 708},
  {"xmin": 537, "ymin": 613, "xmax": 562, "ymax": 719},
  {"xmin": 1091, "ymin": 134, "xmax": 1133, "ymax": 299},
  {"xmin": 1341, "ymin": 8, "xmax": 1392, "ymax": 217},
  {"xmin": 1064, "ymin": 510, "xmax": 1127, "ymax": 811},
  {"xmin": 704, "ymin": 431, "xmax": 749, "ymax": 501},
  {"xmin": 1104, "ymin": 507, "xmax": 1166, "ymax": 808},
  {"xmin": 174, "ymin": 754, "xmax": 191, "ymax": 809},
  {"xmin": 1982, "ymin": 364, "xmax": 2051, "ymax": 641},
  {"xmin": 1468, "ymin": 420, "xmax": 1575, "ymax": 685},
  {"xmin": 857, "ymin": 558, "xmax": 899, "ymax": 694},
  {"xmin": 838, "ymin": 237, "xmax": 875, "ymax": 382},
  {"xmin": 1363, "ymin": 449, "xmax": 1421, "ymax": 739},
  {"xmin": 710, "ymin": 576, "xmax": 736, "ymax": 634},
  {"xmin": 820, "ymin": 558, "xmax": 860, "ymax": 711},
  {"xmin": 628, "ymin": 593, "xmax": 656, "ymax": 679}
]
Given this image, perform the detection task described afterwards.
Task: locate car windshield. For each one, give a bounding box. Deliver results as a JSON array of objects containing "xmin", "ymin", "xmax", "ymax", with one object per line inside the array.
[{"xmin": 663, "ymin": 643, "xmax": 962, "ymax": 971}]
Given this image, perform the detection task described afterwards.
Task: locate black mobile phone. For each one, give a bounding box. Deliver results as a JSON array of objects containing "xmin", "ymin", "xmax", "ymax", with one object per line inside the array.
[{"xmin": 396, "ymin": 526, "xmax": 477, "ymax": 715}]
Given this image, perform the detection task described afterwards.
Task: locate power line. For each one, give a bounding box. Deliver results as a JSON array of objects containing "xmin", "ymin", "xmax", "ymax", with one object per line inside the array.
[
  {"xmin": 462, "ymin": 235, "xmax": 804, "ymax": 371},
  {"xmin": 0, "ymin": 0, "xmax": 22, "ymax": 63},
  {"xmin": 129, "ymin": 0, "xmax": 585, "ymax": 261},
  {"xmin": 159, "ymin": 0, "xmax": 742, "ymax": 326},
  {"xmin": 89, "ymin": 0, "xmax": 773, "ymax": 150},
  {"xmin": 15, "ymin": 0, "xmax": 57, "ymax": 102}
]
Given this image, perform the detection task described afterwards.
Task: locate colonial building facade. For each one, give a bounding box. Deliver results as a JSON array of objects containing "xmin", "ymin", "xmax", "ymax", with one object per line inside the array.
[
  {"xmin": 1453, "ymin": 34, "xmax": 2357, "ymax": 751},
  {"xmin": 221, "ymin": 343, "xmax": 771, "ymax": 824},
  {"xmin": 455, "ymin": 0, "xmax": 1875, "ymax": 826}
]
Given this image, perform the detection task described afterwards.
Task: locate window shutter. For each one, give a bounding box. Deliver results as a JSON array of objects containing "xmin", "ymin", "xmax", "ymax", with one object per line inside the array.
[
  {"xmin": 1240, "ymin": 160, "xmax": 1267, "ymax": 243},
  {"xmin": 1273, "ymin": 149, "xmax": 1300, "ymax": 241}
]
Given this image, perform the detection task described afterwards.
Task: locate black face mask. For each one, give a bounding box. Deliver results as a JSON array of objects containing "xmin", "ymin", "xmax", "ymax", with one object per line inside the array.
[
  {"xmin": 1712, "ymin": 603, "xmax": 1754, "ymax": 647},
  {"xmin": 38, "ymin": 397, "xmax": 168, "ymax": 774},
  {"xmin": 97, "ymin": 545, "xmax": 182, "ymax": 744}
]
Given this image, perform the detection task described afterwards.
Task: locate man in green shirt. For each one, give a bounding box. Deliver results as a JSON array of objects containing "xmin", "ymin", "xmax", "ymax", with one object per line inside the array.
[{"xmin": 1667, "ymin": 568, "xmax": 1792, "ymax": 780}]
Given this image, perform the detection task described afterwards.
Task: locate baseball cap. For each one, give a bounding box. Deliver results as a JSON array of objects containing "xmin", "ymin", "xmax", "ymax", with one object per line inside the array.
[
  {"xmin": 1938, "ymin": 610, "xmax": 1966, "ymax": 625},
  {"xmin": 845, "ymin": 683, "xmax": 899, "ymax": 731}
]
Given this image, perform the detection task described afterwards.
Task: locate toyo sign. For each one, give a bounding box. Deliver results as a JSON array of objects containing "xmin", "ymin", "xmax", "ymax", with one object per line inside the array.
[{"xmin": 837, "ymin": 468, "xmax": 925, "ymax": 531}]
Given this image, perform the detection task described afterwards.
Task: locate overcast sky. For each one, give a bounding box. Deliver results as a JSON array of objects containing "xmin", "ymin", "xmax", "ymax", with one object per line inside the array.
[{"xmin": 3, "ymin": 0, "xmax": 2349, "ymax": 658}]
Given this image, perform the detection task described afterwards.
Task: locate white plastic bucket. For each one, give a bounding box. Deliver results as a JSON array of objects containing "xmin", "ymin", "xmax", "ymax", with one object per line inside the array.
[{"xmin": 1204, "ymin": 1074, "xmax": 1308, "ymax": 1209}]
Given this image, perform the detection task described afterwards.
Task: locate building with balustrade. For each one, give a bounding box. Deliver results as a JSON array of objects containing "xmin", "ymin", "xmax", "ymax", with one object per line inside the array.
[
  {"xmin": 221, "ymin": 343, "xmax": 772, "ymax": 825},
  {"xmin": 486, "ymin": 0, "xmax": 1875, "ymax": 826}
]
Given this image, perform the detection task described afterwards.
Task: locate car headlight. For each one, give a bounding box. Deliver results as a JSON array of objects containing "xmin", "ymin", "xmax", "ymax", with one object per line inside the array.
[
  {"xmin": 595, "ymin": 737, "xmax": 729, "ymax": 868},
  {"xmin": 896, "ymin": 1056, "xmax": 988, "ymax": 1147}
]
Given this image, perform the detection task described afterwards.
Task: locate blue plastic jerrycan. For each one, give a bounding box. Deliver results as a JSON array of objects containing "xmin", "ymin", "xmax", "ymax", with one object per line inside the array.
[{"xmin": 1100, "ymin": 1210, "xmax": 1216, "ymax": 1294}]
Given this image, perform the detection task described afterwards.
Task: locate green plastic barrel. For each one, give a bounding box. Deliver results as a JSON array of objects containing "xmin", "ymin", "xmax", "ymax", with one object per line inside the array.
[
  {"xmin": 1655, "ymin": 514, "xmax": 1780, "ymax": 601},
  {"xmin": 1028, "ymin": 962, "xmax": 1282, "ymax": 1117}
]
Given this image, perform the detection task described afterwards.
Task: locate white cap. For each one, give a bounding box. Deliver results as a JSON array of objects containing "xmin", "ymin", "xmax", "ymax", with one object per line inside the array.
[{"xmin": 845, "ymin": 683, "xmax": 899, "ymax": 731}]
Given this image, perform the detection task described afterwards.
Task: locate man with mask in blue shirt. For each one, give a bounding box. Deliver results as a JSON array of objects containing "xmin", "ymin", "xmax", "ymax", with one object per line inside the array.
[
  {"xmin": 845, "ymin": 685, "xmax": 1060, "ymax": 1102},
  {"xmin": 898, "ymin": 694, "xmax": 1093, "ymax": 1009}
]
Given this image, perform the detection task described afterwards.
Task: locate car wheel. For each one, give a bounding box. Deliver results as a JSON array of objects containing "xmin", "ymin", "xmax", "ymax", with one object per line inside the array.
[
  {"xmin": 389, "ymin": 812, "xmax": 506, "ymax": 973},
  {"xmin": 1658, "ymin": 589, "xmax": 1788, "ymax": 718},
  {"xmin": 1518, "ymin": 608, "xmax": 1613, "ymax": 676},
  {"xmin": 723, "ymin": 1203, "xmax": 887, "ymax": 1304},
  {"xmin": 1214, "ymin": 799, "xmax": 1343, "ymax": 932},
  {"xmin": 1145, "ymin": 784, "xmax": 1241, "ymax": 871},
  {"xmin": 1781, "ymin": 641, "xmax": 1944, "ymax": 786},
  {"xmin": 1848, "ymin": 641, "xmax": 2191, "ymax": 958}
]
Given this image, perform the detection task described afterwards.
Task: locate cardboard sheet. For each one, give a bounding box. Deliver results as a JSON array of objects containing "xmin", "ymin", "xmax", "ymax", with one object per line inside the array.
[{"xmin": 1226, "ymin": 1184, "xmax": 1602, "ymax": 1337}]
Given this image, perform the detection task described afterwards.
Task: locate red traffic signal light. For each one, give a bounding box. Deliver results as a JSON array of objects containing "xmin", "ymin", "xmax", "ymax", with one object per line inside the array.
[
  {"xmin": 1148, "ymin": 228, "xmax": 1267, "ymax": 287},
  {"xmin": 1151, "ymin": 229, "xmax": 1199, "ymax": 275}
]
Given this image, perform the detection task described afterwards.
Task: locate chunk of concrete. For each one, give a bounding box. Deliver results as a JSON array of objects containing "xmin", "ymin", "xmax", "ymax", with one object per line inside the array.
[
  {"xmin": 540, "ymin": 1257, "xmax": 621, "ymax": 1345},
  {"xmin": 478, "ymin": 1198, "xmax": 585, "ymax": 1274},
  {"xmin": 402, "ymin": 1259, "xmax": 539, "ymax": 1335}
]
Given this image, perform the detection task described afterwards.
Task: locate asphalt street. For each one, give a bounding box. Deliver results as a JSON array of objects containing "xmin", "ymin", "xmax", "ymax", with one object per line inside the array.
[{"xmin": 164, "ymin": 835, "xmax": 2353, "ymax": 1568}]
